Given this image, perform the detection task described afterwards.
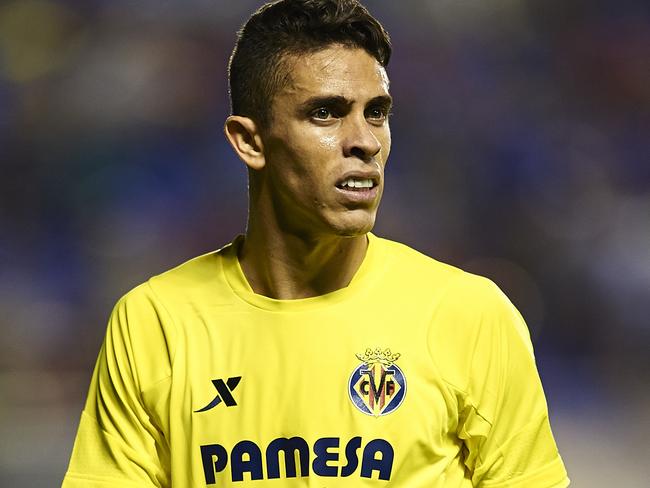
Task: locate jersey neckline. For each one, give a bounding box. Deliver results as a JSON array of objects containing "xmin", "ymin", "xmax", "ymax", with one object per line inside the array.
[{"xmin": 220, "ymin": 233, "xmax": 383, "ymax": 312}]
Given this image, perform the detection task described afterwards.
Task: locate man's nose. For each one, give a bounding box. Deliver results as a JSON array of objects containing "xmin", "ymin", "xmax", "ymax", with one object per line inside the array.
[{"xmin": 342, "ymin": 115, "xmax": 382, "ymax": 162}]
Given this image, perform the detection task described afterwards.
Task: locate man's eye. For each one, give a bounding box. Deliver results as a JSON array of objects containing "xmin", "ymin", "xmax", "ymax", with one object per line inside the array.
[
  {"xmin": 312, "ymin": 108, "xmax": 332, "ymax": 120},
  {"xmin": 366, "ymin": 107, "xmax": 388, "ymax": 121}
]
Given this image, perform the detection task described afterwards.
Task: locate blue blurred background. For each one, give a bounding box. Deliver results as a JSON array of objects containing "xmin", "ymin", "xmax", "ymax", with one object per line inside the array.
[{"xmin": 0, "ymin": 0, "xmax": 648, "ymax": 485}]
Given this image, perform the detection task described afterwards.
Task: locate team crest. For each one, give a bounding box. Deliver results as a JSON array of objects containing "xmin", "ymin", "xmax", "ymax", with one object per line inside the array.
[{"xmin": 348, "ymin": 348, "xmax": 406, "ymax": 417}]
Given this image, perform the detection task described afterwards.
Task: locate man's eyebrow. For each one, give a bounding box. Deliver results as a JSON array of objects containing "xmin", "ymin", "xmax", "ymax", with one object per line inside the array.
[
  {"xmin": 299, "ymin": 95, "xmax": 351, "ymax": 111},
  {"xmin": 298, "ymin": 94, "xmax": 393, "ymax": 113},
  {"xmin": 367, "ymin": 95, "xmax": 393, "ymax": 110}
]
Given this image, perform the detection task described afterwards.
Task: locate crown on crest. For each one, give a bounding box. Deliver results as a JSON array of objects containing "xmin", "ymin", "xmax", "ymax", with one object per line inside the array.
[{"xmin": 356, "ymin": 348, "xmax": 401, "ymax": 367}]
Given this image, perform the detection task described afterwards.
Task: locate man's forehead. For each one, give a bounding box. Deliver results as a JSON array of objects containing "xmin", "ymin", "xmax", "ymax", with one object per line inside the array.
[{"xmin": 279, "ymin": 46, "xmax": 390, "ymax": 101}]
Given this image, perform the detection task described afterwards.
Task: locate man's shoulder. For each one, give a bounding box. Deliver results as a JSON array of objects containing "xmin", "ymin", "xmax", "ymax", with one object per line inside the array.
[
  {"xmin": 152, "ymin": 246, "xmax": 227, "ymax": 286},
  {"xmin": 374, "ymin": 234, "xmax": 459, "ymax": 273},
  {"xmin": 119, "ymin": 241, "xmax": 235, "ymax": 308},
  {"xmin": 375, "ymin": 235, "xmax": 481, "ymax": 280},
  {"xmin": 374, "ymin": 234, "xmax": 507, "ymax": 305}
]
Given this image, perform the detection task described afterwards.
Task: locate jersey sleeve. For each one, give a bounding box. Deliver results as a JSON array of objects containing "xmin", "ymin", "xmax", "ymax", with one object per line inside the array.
[
  {"xmin": 431, "ymin": 275, "xmax": 569, "ymax": 487},
  {"xmin": 456, "ymin": 280, "xmax": 569, "ymax": 487},
  {"xmin": 63, "ymin": 284, "xmax": 173, "ymax": 488}
]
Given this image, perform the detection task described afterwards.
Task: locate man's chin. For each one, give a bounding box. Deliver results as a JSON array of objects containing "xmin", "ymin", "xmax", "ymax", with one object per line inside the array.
[{"xmin": 326, "ymin": 211, "xmax": 377, "ymax": 237}]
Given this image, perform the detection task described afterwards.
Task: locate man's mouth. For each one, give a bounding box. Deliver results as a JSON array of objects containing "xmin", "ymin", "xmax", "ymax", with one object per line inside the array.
[{"xmin": 336, "ymin": 177, "xmax": 377, "ymax": 191}]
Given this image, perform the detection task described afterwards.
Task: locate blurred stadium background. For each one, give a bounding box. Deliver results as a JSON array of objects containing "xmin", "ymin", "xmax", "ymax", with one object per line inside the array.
[{"xmin": 0, "ymin": 0, "xmax": 648, "ymax": 485}]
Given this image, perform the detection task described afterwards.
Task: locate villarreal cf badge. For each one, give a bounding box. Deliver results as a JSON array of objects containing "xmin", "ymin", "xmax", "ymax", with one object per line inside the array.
[{"xmin": 348, "ymin": 348, "xmax": 407, "ymax": 417}]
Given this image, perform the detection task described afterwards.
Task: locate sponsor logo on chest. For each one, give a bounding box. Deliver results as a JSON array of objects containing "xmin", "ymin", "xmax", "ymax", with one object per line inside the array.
[{"xmin": 200, "ymin": 436, "xmax": 393, "ymax": 485}]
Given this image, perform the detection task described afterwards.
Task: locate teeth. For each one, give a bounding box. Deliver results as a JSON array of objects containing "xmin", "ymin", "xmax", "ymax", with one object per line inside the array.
[{"xmin": 341, "ymin": 178, "xmax": 373, "ymax": 189}]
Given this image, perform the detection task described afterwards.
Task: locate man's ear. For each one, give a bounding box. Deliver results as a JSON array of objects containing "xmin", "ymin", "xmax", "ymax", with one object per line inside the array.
[{"xmin": 224, "ymin": 116, "xmax": 266, "ymax": 171}]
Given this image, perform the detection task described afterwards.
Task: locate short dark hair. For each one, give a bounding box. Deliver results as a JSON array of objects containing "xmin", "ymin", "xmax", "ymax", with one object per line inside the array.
[{"xmin": 228, "ymin": 0, "xmax": 391, "ymax": 128}]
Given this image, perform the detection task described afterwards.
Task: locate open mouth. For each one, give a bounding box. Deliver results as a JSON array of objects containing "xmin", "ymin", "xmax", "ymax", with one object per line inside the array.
[{"xmin": 335, "ymin": 177, "xmax": 378, "ymax": 191}]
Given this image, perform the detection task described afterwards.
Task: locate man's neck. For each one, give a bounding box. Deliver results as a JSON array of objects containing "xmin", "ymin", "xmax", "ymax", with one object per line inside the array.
[{"xmin": 238, "ymin": 223, "xmax": 368, "ymax": 300}]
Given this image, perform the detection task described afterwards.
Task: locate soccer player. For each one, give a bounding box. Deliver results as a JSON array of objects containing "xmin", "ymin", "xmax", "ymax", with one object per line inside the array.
[{"xmin": 63, "ymin": 0, "xmax": 569, "ymax": 486}]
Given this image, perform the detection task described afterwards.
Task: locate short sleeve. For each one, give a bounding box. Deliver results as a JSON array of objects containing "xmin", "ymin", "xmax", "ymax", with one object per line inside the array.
[
  {"xmin": 457, "ymin": 281, "xmax": 569, "ymax": 487},
  {"xmin": 62, "ymin": 285, "xmax": 172, "ymax": 487}
]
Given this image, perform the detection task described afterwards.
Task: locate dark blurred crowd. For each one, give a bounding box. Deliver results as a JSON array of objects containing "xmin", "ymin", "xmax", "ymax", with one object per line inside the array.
[{"xmin": 0, "ymin": 0, "xmax": 648, "ymax": 485}]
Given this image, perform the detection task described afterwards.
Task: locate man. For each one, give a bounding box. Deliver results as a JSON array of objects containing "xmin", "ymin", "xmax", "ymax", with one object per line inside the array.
[{"xmin": 63, "ymin": 0, "xmax": 569, "ymax": 486}]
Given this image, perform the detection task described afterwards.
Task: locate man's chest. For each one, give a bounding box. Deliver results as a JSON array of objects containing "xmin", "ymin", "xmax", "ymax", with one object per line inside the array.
[{"xmin": 156, "ymin": 309, "xmax": 465, "ymax": 486}]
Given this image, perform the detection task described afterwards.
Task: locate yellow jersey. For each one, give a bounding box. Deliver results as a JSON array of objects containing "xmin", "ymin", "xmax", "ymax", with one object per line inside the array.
[{"xmin": 63, "ymin": 234, "xmax": 569, "ymax": 487}]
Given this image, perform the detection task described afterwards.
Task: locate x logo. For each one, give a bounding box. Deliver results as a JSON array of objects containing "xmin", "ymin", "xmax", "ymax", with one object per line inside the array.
[{"xmin": 195, "ymin": 377, "xmax": 242, "ymax": 412}]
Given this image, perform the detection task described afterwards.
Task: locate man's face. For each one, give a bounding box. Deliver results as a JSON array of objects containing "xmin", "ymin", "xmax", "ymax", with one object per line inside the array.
[{"xmin": 259, "ymin": 45, "xmax": 392, "ymax": 237}]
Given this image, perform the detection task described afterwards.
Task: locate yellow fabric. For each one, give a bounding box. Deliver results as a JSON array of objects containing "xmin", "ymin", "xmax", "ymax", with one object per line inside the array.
[{"xmin": 63, "ymin": 234, "xmax": 569, "ymax": 487}]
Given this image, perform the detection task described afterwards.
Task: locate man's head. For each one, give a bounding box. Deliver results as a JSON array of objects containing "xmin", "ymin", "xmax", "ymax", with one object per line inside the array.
[
  {"xmin": 225, "ymin": 0, "xmax": 393, "ymax": 238},
  {"xmin": 228, "ymin": 0, "xmax": 391, "ymax": 129}
]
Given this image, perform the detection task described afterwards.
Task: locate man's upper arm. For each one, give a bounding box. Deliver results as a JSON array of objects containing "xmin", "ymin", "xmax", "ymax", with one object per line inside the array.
[
  {"xmin": 437, "ymin": 276, "xmax": 569, "ymax": 487},
  {"xmin": 462, "ymin": 281, "xmax": 569, "ymax": 487},
  {"xmin": 63, "ymin": 285, "xmax": 172, "ymax": 487}
]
